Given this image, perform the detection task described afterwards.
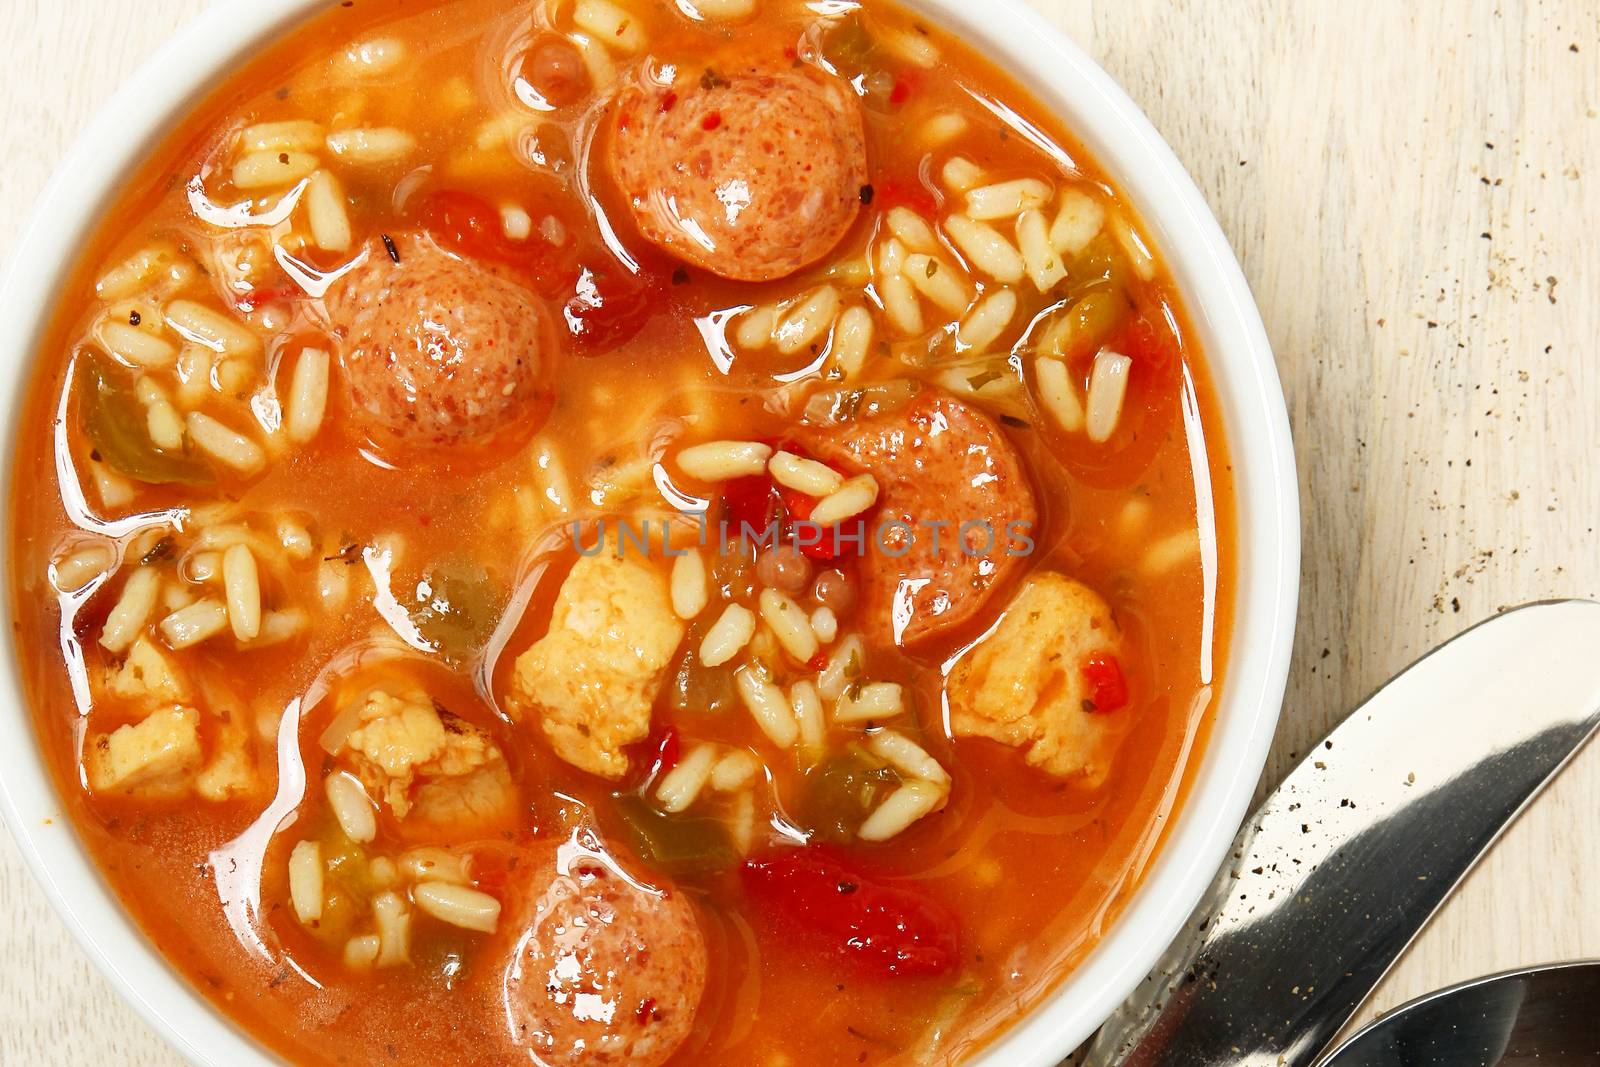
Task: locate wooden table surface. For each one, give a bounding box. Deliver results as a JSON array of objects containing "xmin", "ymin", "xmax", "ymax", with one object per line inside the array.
[{"xmin": 2, "ymin": 1, "xmax": 1596, "ymax": 1063}]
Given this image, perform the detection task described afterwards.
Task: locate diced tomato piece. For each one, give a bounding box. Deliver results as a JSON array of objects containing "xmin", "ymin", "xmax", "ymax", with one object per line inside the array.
[
  {"xmin": 416, "ymin": 189, "xmax": 578, "ymax": 298},
  {"xmin": 720, "ymin": 475, "xmax": 781, "ymax": 535},
  {"xmin": 889, "ymin": 78, "xmax": 912, "ymax": 106},
  {"xmin": 418, "ymin": 190, "xmax": 516, "ymax": 262},
  {"xmin": 562, "ymin": 259, "xmax": 670, "ymax": 355},
  {"xmin": 1082, "ymin": 654, "xmax": 1129, "ymax": 712},
  {"xmin": 873, "ymin": 177, "xmax": 937, "ymax": 217},
  {"xmin": 743, "ymin": 849, "xmax": 960, "ymax": 978}
]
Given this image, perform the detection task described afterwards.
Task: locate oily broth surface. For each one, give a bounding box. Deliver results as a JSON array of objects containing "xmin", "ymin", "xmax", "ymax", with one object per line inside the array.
[{"xmin": 8, "ymin": 0, "xmax": 1235, "ymax": 1064}]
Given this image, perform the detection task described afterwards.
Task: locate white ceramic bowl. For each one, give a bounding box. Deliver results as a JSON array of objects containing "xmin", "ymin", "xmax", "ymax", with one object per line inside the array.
[{"xmin": 0, "ymin": 1, "xmax": 1299, "ymax": 1063}]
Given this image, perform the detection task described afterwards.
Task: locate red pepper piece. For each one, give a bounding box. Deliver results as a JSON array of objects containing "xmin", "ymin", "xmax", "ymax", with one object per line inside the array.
[
  {"xmin": 1082, "ymin": 654, "xmax": 1129, "ymax": 712},
  {"xmin": 743, "ymin": 849, "xmax": 960, "ymax": 977}
]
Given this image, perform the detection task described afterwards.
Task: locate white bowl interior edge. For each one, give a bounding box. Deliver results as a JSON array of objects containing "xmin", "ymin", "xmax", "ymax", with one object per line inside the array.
[{"xmin": 0, "ymin": 2, "xmax": 1300, "ymax": 1065}]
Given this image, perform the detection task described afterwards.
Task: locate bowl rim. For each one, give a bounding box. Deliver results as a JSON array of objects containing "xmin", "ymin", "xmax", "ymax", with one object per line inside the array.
[{"xmin": 0, "ymin": 1, "xmax": 1299, "ymax": 1064}]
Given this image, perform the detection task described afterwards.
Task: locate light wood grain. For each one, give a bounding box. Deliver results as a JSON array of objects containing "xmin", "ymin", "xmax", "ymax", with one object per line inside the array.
[{"xmin": 1, "ymin": 1, "xmax": 1596, "ymax": 1063}]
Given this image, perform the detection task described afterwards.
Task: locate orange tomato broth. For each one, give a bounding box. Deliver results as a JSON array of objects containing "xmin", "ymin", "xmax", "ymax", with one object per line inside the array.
[{"xmin": 6, "ymin": 0, "xmax": 1236, "ymax": 1064}]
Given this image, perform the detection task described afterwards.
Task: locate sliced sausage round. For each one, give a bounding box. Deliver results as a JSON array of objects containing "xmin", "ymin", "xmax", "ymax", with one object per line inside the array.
[
  {"xmin": 500, "ymin": 847, "xmax": 707, "ymax": 1066},
  {"xmin": 609, "ymin": 65, "xmax": 868, "ymax": 282},
  {"xmin": 805, "ymin": 388, "xmax": 1038, "ymax": 651},
  {"xmin": 325, "ymin": 232, "xmax": 556, "ymax": 453}
]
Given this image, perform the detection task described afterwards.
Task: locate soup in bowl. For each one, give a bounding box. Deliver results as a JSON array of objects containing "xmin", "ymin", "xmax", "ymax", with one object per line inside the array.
[{"xmin": 0, "ymin": 0, "xmax": 1296, "ymax": 1064}]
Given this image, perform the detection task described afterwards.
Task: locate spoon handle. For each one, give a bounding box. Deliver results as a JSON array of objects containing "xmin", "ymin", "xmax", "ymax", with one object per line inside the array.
[{"xmin": 1083, "ymin": 599, "xmax": 1600, "ymax": 1067}]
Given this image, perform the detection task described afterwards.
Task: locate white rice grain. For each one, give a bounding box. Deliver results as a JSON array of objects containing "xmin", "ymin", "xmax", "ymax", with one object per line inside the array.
[
  {"xmin": 809, "ymin": 474, "xmax": 880, "ymax": 526},
  {"xmin": 1109, "ymin": 210, "xmax": 1157, "ymax": 281},
  {"xmin": 729, "ymin": 789, "xmax": 756, "ymax": 853},
  {"xmin": 241, "ymin": 120, "xmax": 325, "ymax": 154},
  {"xmin": 99, "ymin": 321, "xmax": 177, "ymax": 368},
  {"xmin": 879, "ymin": 273, "xmax": 923, "ymax": 336},
  {"xmin": 573, "ymin": 0, "xmax": 647, "ymax": 52},
  {"xmin": 675, "ymin": 0, "xmax": 755, "ymax": 17},
  {"xmin": 337, "ymin": 36, "xmax": 407, "ymax": 78},
  {"xmin": 288, "ymin": 840, "xmax": 323, "ymax": 924},
  {"xmin": 1018, "ymin": 208, "xmax": 1068, "ymax": 292},
  {"xmin": 286, "ymin": 348, "xmax": 330, "ymax": 444},
  {"xmin": 867, "ymin": 730, "xmax": 950, "ymax": 786},
  {"xmin": 497, "ymin": 203, "xmax": 532, "ymax": 242},
  {"xmin": 885, "ymin": 207, "xmax": 939, "ymax": 253},
  {"xmin": 1050, "ymin": 188, "xmax": 1106, "ymax": 257},
  {"xmin": 305, "ymin": 170, "xmax": 352, "ymax": 253},
  {"xmin": 1142, "ymin": 528, "xmax": 1202, "ymax": 577},
  {"xmin": 89, "ymin": 460, "xmax": 135, "ymax": 510},
  {"xmin": 874, "ymin": 23, "xmax": 939, "ymax": 67},
  {"xmin": 95, "ymin": 243, "xmax": 197, "ymax": 302},
  {"xmin": 325, "ymin": 771, "xmax": 377, "ymax": 843},
  {"xmin": 957, "ymin": 288, "xmax": 1017, "ymax": 351},
  {"xmin": 735, "ymin": 665, "xmax": 799, "ymax": 748},
  {"xmin": 918, "ymin": 111, "xmax": 969, "ymax": 148},
  {"xmin": 222, "ymin": 544, "xmax": 261, "ymax": 641},
  {"xmin": 758, "ymin": 588, "xmax": 819, "ymax": 663},
  {"xmin": 700, "ymin": 603, "xmax": 757, "ymax": 667},
  {"xmin": 858, "ymin": 780, "xmax": 946, "ymax": 842},
  {"xmin": 817, "ymin": 634, "xmax": 865, "ymax": 700},
  {"xmin": 710, "ymin": 749, "xmax": 760, "ymax": 792},
  {"xmin": 677, "ymin": 440, "xmax": 772, "ymax": 482},
  {"xmin": 1035, "ymin": 356, "xmax": 1085, "ymax": 433},
  {"xmin": 768, "ymin": 451, "xmax": 843, "ymax": 498},
  {"xmin": 254, "ymin": 609, "xmax": 307, "ymax": 646},
  {"xmin": 735, "ymin": 305, "xmax": 777, "ymax": 350},
  {"xmin": 99, "ymin": 567, "xmax": 160, "ymax": 653},
  {"xmin": 943, "ymin": 215, "xmax": 1026, "ymax": 284},
  {"xmin": 52, "ymin": 544, "xmax": 114, "ymax": 593},
  {"xmin": 656, "ymin": 744, "xmax": 717, "ymax": 813},
  {"xmin": 831, "ymin": 306, "xmax": 874, "ymax": 378},
  {"xmin": 159, "ymin": 597, "xmax": 229, "ymax": 649},
  {"xmin": 175, "ymin": 344, "xmax": 212, "ymax": 408},
  {"xmin": 344, "ymin": 934, "xmax": 381, "ymax": 969},
  {"xmin": 809, "ymin": 605, "xmax": 838, "ymax": 644},
  {"xmin": 399, "ymin": 848, "xmax": 467, "ymax": 885},
  {"xmin": 791, "ymin": 679, "xmax": 826, "ymax": 760},
  {"xmin": 326, "ymin": 127, "xmax": 417, "ymax": 164},
  {"xmin": 278, "ymin": 519, "xmax": 314, "ymax": 559},
  {"xmin": 233, "ymin": 150, "xmax": 318, "ymax": 190},
  {"xmin": 372, "ymin": 891, "xmax": 411, "ymax": 966},
  {"xmin": 834, "ymin": 681, "xmax": 906, "ymax": 724},
  {"xmin": 904, "ymin": 253, "xmax": 973, "ymax": 316},
  {"xmin": 413, "ymin": 882, "xmax": 502, "ymax": 933},
  {"xmin": 135, "ymin": 377, "xmax": 185, "ymax": 450},
  {"xmin": 1085, "ymin": 349, "xmax": 1133, "ymax": 443},
  {"xmin": 186, "ymin": 412, "xmax": 265, "ymax": 473},
  {"xmin": 775, "ymin": 286, "xmax": 841, "ymax": 356},
  {"xmin": 965, "ymin": 178, "xmax": 1052, "ymax": 221},
  {"xmin": 165, "ymin": 300, "xmax": 262, "ymax": 357},
  {"xmin": 670, "ymin": 550, "xmax": 709, "ymax": 620},
  {"xmin": 940, "ymin": 156, "xmax": 984, "ymax": 193}
]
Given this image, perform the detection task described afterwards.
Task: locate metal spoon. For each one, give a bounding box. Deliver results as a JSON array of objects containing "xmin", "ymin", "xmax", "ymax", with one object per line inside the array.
[
  {"xmin": 1083, "ymin": 599, "xmax": 1600, "ymax": 1067},
  {"xmin": 1319, "ymin": 960, "xmax": 1600, "ymax": 1066}
]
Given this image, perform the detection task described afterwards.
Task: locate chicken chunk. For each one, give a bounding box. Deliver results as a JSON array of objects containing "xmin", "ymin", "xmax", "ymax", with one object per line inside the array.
[
  {"xmin": 501, "ymin": 846, "xmax": 707, "ymax": 1066},
  {"xmin": 85, "ymin": 705, "xmax": 202, "ymax": 795},
  {"xmin": 334, "ymin": 688, "xmax": 517, "ymax": 837},
  {"xmin": 103, "ymin": 636, "xmax": 189, "ymax": 708},
  {"xmin": 609, "ymin": 64, "xmax": 868, "ymax": 282},
  {"xmin": 508, "ymin": 552, "xmax": 684, "ymax": 779},
  {"xmin": 946, "ymin": 573, "xmax": 1125, "ymax": 784},
  {"xmin": 195, "ymin": 708, "xmax": 259, "ymax": 802},
  {"xmin": 325, "ymin": 232, "xmax": 557, "ymax": 454}
]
